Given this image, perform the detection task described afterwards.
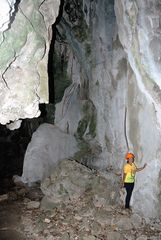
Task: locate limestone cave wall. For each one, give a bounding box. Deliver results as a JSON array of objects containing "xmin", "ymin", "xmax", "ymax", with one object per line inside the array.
[
  {"xmin": 1, "ymin": 0, "xmax": 161, "ymax": 218},
  {"xmin": 53, "ymin": 0, "xmax": 161, "ymax": 217}
]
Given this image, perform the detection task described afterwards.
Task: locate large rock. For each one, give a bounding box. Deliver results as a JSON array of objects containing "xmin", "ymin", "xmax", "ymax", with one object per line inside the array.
[
  {"xmin": 0, "ymin": 0, "xmax": 60, "ymax": 124},
  {"xmin": 40, "ymin": 159, "xmax": 120, "ymax": 209},
  {"xmin": 0, "ymin": 0, "xmax": 16, "ymax": 32},
  {"xmin": 20, "ymin": 124, "xmax": 78, "ymax": 184}
]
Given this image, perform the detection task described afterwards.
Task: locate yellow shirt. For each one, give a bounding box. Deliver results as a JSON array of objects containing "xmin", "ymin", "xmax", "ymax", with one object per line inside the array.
[{"xmin": 124, "ymin": 163, "xmax": 136, "ymax": 183}]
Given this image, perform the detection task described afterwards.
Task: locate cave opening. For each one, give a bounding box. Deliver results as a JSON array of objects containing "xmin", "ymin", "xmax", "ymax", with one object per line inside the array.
[
  {"xmin": 48, "ymin": 0, "xmax": 64, "ymax": 104},
  {"xmin": 48, "ymin": 0, "xmax": 71, "ymax": 106},
  {"xmin": 0, "ymin": 121, "xmax": 31, "ymax": 194}
]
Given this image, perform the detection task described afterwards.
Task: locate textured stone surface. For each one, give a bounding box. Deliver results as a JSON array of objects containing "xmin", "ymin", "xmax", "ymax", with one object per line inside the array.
[
  {"xmin": 115, "ymin": 0, "xmax": 161, "ymax": 217},
  {"xmin": 54, "ymin": 0, "xmax": 126, "ymax": 171},
  {"xmin": 0, "ymin": 0, "xmax": 16, "ymax": 32},
  {"xmin": 52, "ymin": 0, "xmax": 161, "ymax": 217},
  {"xmin": 0, "ymin": 0, "xmax": 60, "ymax": 124},
  {"xmin": 40, "ymin": 159, "xmax": 120, "ymax": 208},
  {"xmin": 10, "ymin": 0, "xmax": 161, "ymax": 218},
  {"xmin": 20, "ymin": 124, "xmax": 78, "ymax": 184}
]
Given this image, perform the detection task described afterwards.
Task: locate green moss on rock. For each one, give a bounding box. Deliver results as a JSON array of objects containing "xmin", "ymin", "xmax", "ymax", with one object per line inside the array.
[
  {"xmin": 75, "ymin": 101, "xmax": 97, "ymax": 140},
  {"xmin": 73, "ymin": 18, "xmax": 89, "ymax": 43},
  {"xmin": 73, "ymin": 139, "xmax": 91, "ymax": 164},
  {"xmin": 53, "ymin": 52, "xmax": 71, "ymax": 103},
  {"xmin": 73, "ymin": 100, "xmax": 97, "ymax": 166},
  {"xmin": 77, "ymin": 119, "xmax": 88, "ymax": 139}
]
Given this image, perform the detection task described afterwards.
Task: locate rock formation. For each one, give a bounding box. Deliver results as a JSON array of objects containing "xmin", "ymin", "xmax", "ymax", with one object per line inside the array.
[
  {"xmin": 51, "ymin": 0, "xmax": 161, "ymax": 217},
  {"xmin": 20, "ymin": 123, "xmax": 78, "ymax": 184},
  {"xmin": 0, "ymin": 0, "xmax": 60, "ymax": 125},
  {"xmin": 3, "ymin": 0, "xmax": 161, "ymax": 217},
  {"xmin": 115, "ymin": 0, "xmax": 161, "ymax": 217}
]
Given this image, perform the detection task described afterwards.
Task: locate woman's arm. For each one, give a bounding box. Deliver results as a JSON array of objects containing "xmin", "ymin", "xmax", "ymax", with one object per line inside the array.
[
  {"xmin": 135, "ymin": 163, "xmax": 147, "ymax": 172},
  {"xmin": 121, "ymin": 173, "xmax": 126, "ymax": 187}
]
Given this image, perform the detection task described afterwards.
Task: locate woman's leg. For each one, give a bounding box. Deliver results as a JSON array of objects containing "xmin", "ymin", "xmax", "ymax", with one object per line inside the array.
[{"xmin": 124, "ymin": 183, "xmax": 134, "ymax": 208}]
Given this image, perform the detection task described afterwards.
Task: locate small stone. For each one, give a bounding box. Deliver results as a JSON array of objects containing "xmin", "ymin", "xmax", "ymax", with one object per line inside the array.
[
  {"xmin": 60, "ymin": 233, "xmax": 70, "ymax": 240},
  {"xmin": 93, "ymin": 195, "xmax": 106, "ymax": 208},
  {"xmin": 0, "ymin": 194, "xmax": 8, "ymax": 202},
  {"xmin": 136, "ymin": 236, "xmax": 147, "ymax": 240},
  {"xmin": 115, "ymin": 217, "xmax": 133, "ymax": 230},
  {"xmin": 108, "ymin": 231, "xmax": 124, "ymax": 240},
  {"xmin": 13, "ymin": 175, "xmax": 25, "ymax": 187},
  {"xmin": 43, "ymin": 229, "xmax": 50, "ymax": 235},
  {"xmin": 82, "ymin": 236, "xmax": 96, "ymax": 240},
  {"xmin": 74, "ymin": 214, "xmax": 82, "ymax": 221},
  {"xmin": 8, "ymin": 192, "xmax": 17, "ymax": 201},
  {"xmin": 131, "ymin": 213, "xmax": 143, "ymax": 228},
  {"xmin": 46, "ymin": 235, "xmax": 55, "ymax": 240},
  {"xmin": 44, "ymin": 218, "xmax": 51, "ymax": 223},
  {"xmin": 27, "ymin": 201, "xmax": 40, "ymax": 209},
  {"xmin": 17, "ymin": 188, "xmax": 27, "ymax": 197},
  {"xmin": 23, "ymin": 198, "xmax": 30, "ymax": 203}
]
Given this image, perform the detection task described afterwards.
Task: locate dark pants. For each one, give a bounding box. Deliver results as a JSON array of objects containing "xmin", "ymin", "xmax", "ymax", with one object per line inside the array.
[{"xmin": 124, "ymin": 182, "xmax": 134, "ymax": 208}]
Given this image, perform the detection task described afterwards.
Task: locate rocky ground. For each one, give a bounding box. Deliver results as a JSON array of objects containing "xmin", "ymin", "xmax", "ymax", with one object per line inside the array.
[
  {"xmin": 0, "ymin": 187, "xmax": 161, "ymax": 240},
  {"xmin": 1, "ymin": 160, "xmax": 161, "ymax": 240}
]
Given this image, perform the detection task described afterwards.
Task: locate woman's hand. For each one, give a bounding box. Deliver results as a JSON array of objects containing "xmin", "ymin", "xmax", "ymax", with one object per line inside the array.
[
  {"xmin": 143, "ymin": 163, "xmax": 147, "ymax": 168},
  {"xmin": 136, "ymin": 163, "xmax": 147, "ymax": 172}
]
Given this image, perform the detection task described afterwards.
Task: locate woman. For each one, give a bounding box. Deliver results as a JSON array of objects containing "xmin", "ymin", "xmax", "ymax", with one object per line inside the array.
[{"xmin": 122, "ymin": 152, "xmax": 147, "ymax": 209}]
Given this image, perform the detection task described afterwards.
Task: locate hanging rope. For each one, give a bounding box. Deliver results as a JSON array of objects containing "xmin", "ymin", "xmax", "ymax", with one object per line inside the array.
[{"xmin": 124, "ymin": 106, "xmax": 129, "ymax": 151}]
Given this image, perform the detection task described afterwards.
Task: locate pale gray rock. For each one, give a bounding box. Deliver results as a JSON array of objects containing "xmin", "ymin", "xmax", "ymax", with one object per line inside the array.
[
  {"xmin": 3, "ymin": 0, "xmax": 161, "ymax": 220},
  {"xmin": 0, "ymin": 0, "xmax": 60, "ymax": 124},
  {"xmin": 131, "ymin": 213, "xmax": 143, "ymax": 228},
  {"xmin": 52, "ymin": 0, "xmax": 161, "ymax": 219},
  {"xmin": 0, "ymin": 0, "xmax": 16, "ymax": 32},
  {"xmin": 123, "ymin": 235, "xmax": 135, "ymax": 240},
  {"xmin": 26, "ymin": 201, "xmax": 40, "ymax": 209},
  {"xmin": 60, "ymin": 233, "xmax": 70, "ymax": 240},
  {"xmin": 93, "ymin": 195, "xmax": 106, "ymax": 208},
  {"xmin": 41, "ymin": 159, "xmax": 93, "ymax": 205},
  {"xmin": 20, "ymin": 123, "xmax": 78, "ymax": 184},
  {"xmin": 46, "ymin": 236, "xmax": 55, "ymax": 240},
  {"xmin": 82, "ymin": 236, "xmax": 96, "ymax": 240},
  {"xmin": 108, "ymin": 232, "xmax": 124, "ymax": 240},
  {"xmin": 136, "ymin": 237, "xmax": 147, "ymax": 240},
  {"xmin": 115, "ymin": 217, "xmax": 133, "ymax": 231},
  {"xmin": 115, "ymin": 0, "xmax": 161, "ymax": 217},
  {"xmin": 6, "ymin": 120, "xmax": 22, "ymax": 130},
  {"xmin": 40, "ymin": 159, "xmax": 120, "ymax": 209},
  {"xmin": 55, "ymin": 0, "xmax": 127, "ymax": 171},
  {"xmin": 94, "ymin": 210, "xmax": 113, "ymax": 226},
  {"xmin": 0, "ymin": 194, "xmax": 8, "ymax": 202}
]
